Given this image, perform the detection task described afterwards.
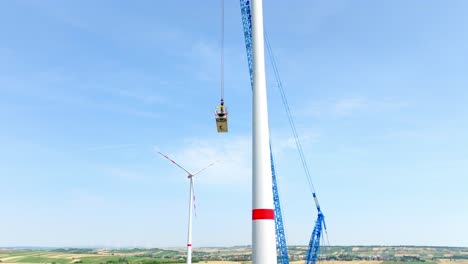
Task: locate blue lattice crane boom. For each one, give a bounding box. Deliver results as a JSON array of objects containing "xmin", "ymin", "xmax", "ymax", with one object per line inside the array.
[
  {"xmin": 271, "ymin": 146, "xmax": 290, "ymax": 264},
  {"xmin": 306, "ymin": 194, "xmax": 327, "ymax": 264},
  {"xmin": 239, "ymin": 0, "xmax": 253, "ymax": 88}
]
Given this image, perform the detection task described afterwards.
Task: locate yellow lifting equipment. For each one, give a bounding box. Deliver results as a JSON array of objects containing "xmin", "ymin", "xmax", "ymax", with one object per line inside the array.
[
  {"xmin": 215, "ymin": 0, "xmax": 228, "ymax": 133},
  {"xmin": 215, "ymin": 99, "xmax": 228, "ymax": 132}
]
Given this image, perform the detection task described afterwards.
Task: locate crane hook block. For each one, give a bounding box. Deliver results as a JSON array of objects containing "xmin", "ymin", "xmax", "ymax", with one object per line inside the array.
[{"xmin": 215, "ymin": 105, "xmax": 228, "ymax": 133}]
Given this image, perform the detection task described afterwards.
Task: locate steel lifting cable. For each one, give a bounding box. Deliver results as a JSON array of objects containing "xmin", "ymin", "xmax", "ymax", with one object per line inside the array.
[
  {"xmin": 220, "ymin": 0, "xmax": 225, "ymax": 103},
  {"xmin": 264, "ymin": 31, "xmax": 318, "ymax": 202},
  {"xmin": 265, "ymin": 30, "xmax": 332, "ymax": 254}
]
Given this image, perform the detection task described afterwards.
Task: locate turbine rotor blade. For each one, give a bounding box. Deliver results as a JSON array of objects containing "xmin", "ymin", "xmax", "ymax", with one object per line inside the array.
[
  {"xmin": 191, "ymin": 179, "xmax": 197, "ymax": 217},
  {"xmin": 158, "ymin": 152, "xmax": 193, "ymax": 176},
  {"xmin": 192, "ymin": 160, "xmax": 219, "ymax": 176}
]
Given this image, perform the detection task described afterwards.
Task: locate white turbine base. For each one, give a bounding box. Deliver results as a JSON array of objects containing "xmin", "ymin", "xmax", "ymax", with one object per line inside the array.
[{"xmin": 252, "ymin": 220, "xmax": 277, "ymax": 264}]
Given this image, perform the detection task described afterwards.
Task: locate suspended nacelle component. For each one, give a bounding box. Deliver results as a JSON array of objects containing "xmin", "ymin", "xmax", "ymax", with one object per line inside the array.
[{"xmin": 215, "ymin": 104, "xmax": 228, "ymax": 133}]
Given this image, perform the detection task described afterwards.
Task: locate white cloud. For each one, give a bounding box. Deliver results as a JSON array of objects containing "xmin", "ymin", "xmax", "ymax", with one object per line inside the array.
[
  {"xmin": 175, "ymin": 40, "xmax": 220, "ymax": 83},
  {"xmin": 68, "ymin": 190, "xmax": 107, "ymax": 208},
  {"xmin": 334, "ymin": 97, "xmax": 368, "ymax": 116},
  {"xmin": 298, "ymin": 96, "xmax": 408, "ymax": 118},
  {"xmin": 270, "ymin": 129, "xmax": 321, "ymax": 158},
  {"xmin": 155, "ymin": 131, "xmax": 319, "ymax": 188},
  {"xmin": 117, "ymin": 88, "xmax": 166, "ymax": 105},
  {"xmin": 106, "ymin": 167, "xmax": 148, "ymax": 182},
  {"xmin": 0, "ymin": 67, "xmax": 165, "ymax": 119},
  {"xmin": 85, "ymin": 143, "xmax": 138, "ymax": 152},
  {"xmin": 334, "ymin": 97, "xmax": 408, "ymax": 116},
  {"xmin": 155, "ymin": 136, "xmax": 251, "ymax": 186}
]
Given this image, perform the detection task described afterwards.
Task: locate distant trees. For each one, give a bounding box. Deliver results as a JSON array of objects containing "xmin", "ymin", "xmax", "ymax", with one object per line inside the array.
[
  {"xmin": 451, "ymin": 255, "xmax": 468, "ymax": 260},
  {"xmin": 400, "ymin": 255, "xmax": 425, "ymax": 262},
  {"xmin": 51, "ymin": 248, "xmax": 97, "ymax": 254}
]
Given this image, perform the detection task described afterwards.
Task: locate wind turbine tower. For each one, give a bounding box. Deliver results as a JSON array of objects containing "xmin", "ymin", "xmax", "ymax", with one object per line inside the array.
[
  {"xmin": 158, "ymin": 152, "xmax": 218, "ymax": 264},
  {"xmin": 249, "ymin": 1, "xmax": 278, "ymax": 264}
]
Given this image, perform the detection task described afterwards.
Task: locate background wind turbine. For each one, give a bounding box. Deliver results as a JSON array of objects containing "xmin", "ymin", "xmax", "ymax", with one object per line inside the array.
[{"xmin": 158, "ymin": 152, "xmax": 218, "ymax": 264}]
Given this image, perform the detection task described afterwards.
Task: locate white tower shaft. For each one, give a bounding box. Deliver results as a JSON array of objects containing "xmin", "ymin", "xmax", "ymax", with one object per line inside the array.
[
  {"xmin": 251, "ymin": 0, "xmax": 277, "ymax": 264},
  {"xmin": 186, "ymin": 177, "xmax": 194, "ymax": 264}
]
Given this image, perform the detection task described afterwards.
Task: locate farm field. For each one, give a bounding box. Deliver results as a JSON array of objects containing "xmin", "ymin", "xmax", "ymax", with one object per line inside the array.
[
  {"xmin": 1, "ymin": 247, "xmax": 467, "ymax": 264},
  {"xmin": 0, "ymin": 249, "xmax": 184, "ymax": 264}
]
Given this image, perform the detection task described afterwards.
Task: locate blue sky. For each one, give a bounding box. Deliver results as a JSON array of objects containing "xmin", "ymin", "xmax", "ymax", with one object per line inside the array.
[{"xmin": 1, "ymin": 0, "xmax": 467, "ymax": 248}]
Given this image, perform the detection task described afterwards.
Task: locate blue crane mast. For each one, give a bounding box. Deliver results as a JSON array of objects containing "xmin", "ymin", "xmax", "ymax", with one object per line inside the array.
[
  {"xmin": 239, "ymin": 0, "xmax": 253, "ymax": 87},
  {"xmin": 270, "ymin": 147, "xmax": 290, "ymax": 264},
  {"xmin": 306, "ymin": 195, "xmax": 327, "ymax": 264},
  {"xmin": 239, "ymin": 2, "xmax": 289, "ymax": 264},
  {"xmin": 239, "ymin": 2, "xmax": 327, "ymax": 264}
]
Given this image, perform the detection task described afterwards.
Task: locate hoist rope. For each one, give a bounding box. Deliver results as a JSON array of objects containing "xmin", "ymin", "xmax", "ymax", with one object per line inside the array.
[
  {"xmin": 220, "ymin": 0, "xmax": 225, "ymax": 102},
  {"xmin": 265, "ymin": 31, "xmax": 319, "ymax": 205}
]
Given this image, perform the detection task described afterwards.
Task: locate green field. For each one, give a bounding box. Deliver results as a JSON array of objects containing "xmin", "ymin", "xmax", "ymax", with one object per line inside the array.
[
  {"xmin": 6, "ymin": 257, "xmax": 71, "ymax": 264},
  {"xmin": 1, "ymin": 246, "xmax": 467, "ymax": 264},
  {"xmin": 0, "ymin": 250, "xmax": 187, "ymax": 264}
]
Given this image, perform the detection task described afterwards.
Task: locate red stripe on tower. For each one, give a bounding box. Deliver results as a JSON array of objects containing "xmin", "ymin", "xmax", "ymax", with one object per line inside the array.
[
  {"xmin": 187, "ymin": 244, "xmax": 192, "ymax": 247},
  {"xmin": 252, "ymin": 208, "xmax": 274, "ymax": 220}
]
